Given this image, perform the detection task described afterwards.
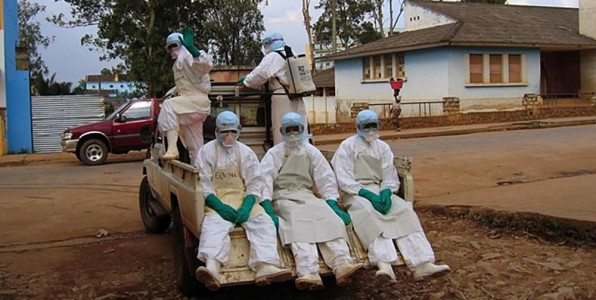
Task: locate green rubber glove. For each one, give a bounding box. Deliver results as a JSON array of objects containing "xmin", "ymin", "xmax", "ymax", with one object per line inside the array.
[
  {"xmin": 379, "ymin": 188, "xmax": 393, "ymax": 214},
  {"xmin": 237, "ymin": 75, "xmax": 246, "ymax": 84},
  {"xmin": 205, "ymin": 194, "xmax": 237, "ymax": 223},
  {"xmin": 358, "ymin": 188, "xmax": 386, "ymax": 214},
  {"xmin": 326, "ymin": 200, "xmax": 351, "ymax": 225},
  {"xmin": 259, "ymin": 199, "xmax": 279, "ymax": 229},
  {"xmin": 235, "ymin": 194, "xmax": 256, "ymax": 225},
  {"xmin": 180, "ymin": 27, "xmax": 201, "ymax": 57}
]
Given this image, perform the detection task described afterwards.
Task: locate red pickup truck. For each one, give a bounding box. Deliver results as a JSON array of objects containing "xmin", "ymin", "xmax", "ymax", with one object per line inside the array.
[{"xmin": 60, "ymin": 98, "xmax": 162, "ymax": 165}]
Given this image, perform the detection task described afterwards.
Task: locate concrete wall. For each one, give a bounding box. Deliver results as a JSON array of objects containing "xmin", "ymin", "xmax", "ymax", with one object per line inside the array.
[
  {"xmin": 580, "ymin": 50, "xmax": 596, "ymax": 93},
  {"xmin": 3, "ymin": 0, "xmax": 32, "ymax": 153},
  {"xmin": 404, "ymin": 0, "xmax": 456, "ymax": 32},
  {"xmin": 333, "ymin": 46, "xmax": 541, "ymax": 120}
]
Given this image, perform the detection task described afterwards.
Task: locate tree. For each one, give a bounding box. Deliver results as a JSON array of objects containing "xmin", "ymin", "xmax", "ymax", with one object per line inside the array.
[
  {"xmin": 302, "ymin": 0, "xmax": 316, "ymax": 73},
  {"xmin": 71, "ymin": 80, "xmax": 87, "ymax": 95},
  {"xmin": 31, "ymin": 73, "xmax": 73, "ymax": 96},
  {"xmin": 17, "ymin": 0, "xmax": 54, "ymax": 92},
  {"xmin": 203, "ymin": 0, "xmax": 266, "ymax": 66},
  {"xmin": 51, "ymin": 0, "xmax": 267, "ymax": 97},
  {"xmin": 313, "ymin": 0, "xmax": 383, "ymax": 49}
]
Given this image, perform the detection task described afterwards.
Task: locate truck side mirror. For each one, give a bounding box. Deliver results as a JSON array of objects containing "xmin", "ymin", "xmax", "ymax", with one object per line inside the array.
[{"xmin": 117, "ymin": 114, "xmax": 128, "ymax": 123}]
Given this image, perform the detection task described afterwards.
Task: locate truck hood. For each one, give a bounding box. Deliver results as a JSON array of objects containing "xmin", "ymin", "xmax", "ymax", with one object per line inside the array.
[{"xmin": 65, "ymin": 120, "xmax": 112, "ymax": 138}]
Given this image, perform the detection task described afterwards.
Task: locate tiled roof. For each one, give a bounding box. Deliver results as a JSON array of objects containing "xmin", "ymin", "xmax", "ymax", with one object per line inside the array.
[
  {"xmin": 313, "ymin": 67, "xmax": 335, "ymax": 88},
  {"xmin": 326, "ymin": 0, "xmax": 596, "ymax": 61}
]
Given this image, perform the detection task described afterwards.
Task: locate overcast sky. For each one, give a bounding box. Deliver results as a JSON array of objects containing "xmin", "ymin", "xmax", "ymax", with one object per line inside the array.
[{"xmin": 32, "ymin": 0, "xmax": 579, "ymax": 84}]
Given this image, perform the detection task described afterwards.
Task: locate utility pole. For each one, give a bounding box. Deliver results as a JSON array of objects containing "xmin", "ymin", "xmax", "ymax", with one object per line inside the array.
[{"xmin": 332, "ymin": 0, "xmax": 337, "ymax": 53}]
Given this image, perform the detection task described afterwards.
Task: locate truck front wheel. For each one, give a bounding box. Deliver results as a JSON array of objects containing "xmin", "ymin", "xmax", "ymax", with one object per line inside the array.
[
  {"xmin": 78, "ymin": 139, "xmax": 108, "ymax": 165},
  {"xmin": 139, "ymin": 177, "xmax": 171, "ymax": 233}
]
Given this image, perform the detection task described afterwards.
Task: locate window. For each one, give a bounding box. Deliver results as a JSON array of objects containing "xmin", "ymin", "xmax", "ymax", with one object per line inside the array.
[
  {"xmin": 122, "ymin": 101, "xmax": 151, "ymax": 121},
  {"xmin": 467, "ymin": 53, "xmax": 525, "ymax": 85},
  {"xmin": 469, "ymin": 54, "xmax": 483, "ymax": 83},
  {"xmin": 363, "ymin": 53, "xmax": 405, "ymax": 80}
]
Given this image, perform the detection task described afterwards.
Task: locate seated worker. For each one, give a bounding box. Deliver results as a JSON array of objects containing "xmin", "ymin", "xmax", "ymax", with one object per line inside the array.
[
  {"xmin": 193, "ymin": 111, "xmax": 291, "ymax": 291},
  {"xmin": 260, "ymin": 112, "xmax": 363, "ymax": 291},
  {"xmin": 331, "ymin": 110, "xmax": 450, "ymax": 282}
]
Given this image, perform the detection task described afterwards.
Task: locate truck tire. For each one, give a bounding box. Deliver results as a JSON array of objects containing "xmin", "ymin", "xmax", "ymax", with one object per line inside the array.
[
  {"xmin": 78, "ymin": 139, "xmax": 108, "ymax": 165},
  {"xmin": 171, "ymin": 205, "xmax": 204, "ymax": 296},
  {"xmin": 139, "ymin": 177, "xmax": 171, "ymax": 233}
]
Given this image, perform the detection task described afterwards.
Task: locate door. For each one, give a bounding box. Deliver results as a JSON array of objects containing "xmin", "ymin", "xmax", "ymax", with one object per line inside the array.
[{"xmin": 112, "ymin": 100, "xmax": 153, "ymax": 149}]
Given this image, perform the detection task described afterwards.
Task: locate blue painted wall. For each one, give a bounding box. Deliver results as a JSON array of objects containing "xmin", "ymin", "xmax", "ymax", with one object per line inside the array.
[
  {"xmin": 86, "ymin": 80, "xmax": 145, "ymax": 97},
  {"xmin": 4, "ymin": 0, "xmax": 33, "ymax": 152},
  {"xmin": 335, "ymin": 46, "xmax": 541, "ymax": 106}
]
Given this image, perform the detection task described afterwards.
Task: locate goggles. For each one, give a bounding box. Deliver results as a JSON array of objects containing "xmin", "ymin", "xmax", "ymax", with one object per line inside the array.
[{"xmin": 280, "ymin": 124, "xmax": 304, "ymax": 136}]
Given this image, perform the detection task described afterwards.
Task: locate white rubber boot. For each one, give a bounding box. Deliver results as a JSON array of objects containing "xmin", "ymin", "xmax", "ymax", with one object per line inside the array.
[
  {"xmin": 295, "ymin": 272, "xmax": 324, "ymax": 291},
  {"xmin": 162, "ymin": 130, "xmax": 179, "ymax": 160},
  {"xmin": 195, "ymin": 259, "xmax": 221, "ymax": 291},
  {"xmin": 413, "ymin": 262, "xmax": 450, "ymax": 281},
  {"xmin": 334, "ymin": 262, "xmax": 364, "ymax": 286},
  {"xmin": 375, "ymin": 261, "xmax": 397, "ymax": 282},
  {"xmin": 254, "ymin": 263, "xmax": 292, "ymax": 286}
]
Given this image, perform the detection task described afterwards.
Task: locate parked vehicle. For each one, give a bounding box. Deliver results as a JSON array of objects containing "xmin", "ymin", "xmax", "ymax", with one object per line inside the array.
[
  {"xmin": 138, "ymin": 83, "xmax": 416, "ymax": 296},
  {"xmin": 60, "ymin": 98, "xmax": 162, "ymax": 165}
]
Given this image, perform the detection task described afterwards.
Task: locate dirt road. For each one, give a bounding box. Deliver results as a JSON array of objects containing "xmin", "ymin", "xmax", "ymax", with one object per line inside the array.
[{"xmin": 1, "ymin": 126, "xmax": 595, "ymax": 299}]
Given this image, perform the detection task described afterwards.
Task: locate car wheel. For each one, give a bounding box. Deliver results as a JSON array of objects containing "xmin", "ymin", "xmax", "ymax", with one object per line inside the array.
[
  {"xmin": 171, "ymin": 205, "xmax": 204, "ymax": 296},
  {"xmin": 78, "ymin": 139, "xmax": 108, "ymax": 165},
  {"xmin": 139, "ymin": 177, "xmax": 171, "ymax": 233}
]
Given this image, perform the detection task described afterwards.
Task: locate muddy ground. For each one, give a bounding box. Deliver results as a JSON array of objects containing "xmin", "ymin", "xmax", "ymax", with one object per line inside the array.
[{"xmin": 1, "ymin": 207, "xmax": 594, "ymax": 300}]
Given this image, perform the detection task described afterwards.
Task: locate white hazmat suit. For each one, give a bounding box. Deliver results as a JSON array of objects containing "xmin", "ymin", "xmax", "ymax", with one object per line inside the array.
[
  {"xmin": 260, "ymin": 112, "xmax": 362, "ymax": 291},
  {"xmin": 158, "ymin": 31, "xmax": 213, "ymax": 162},
  {"xmin": 193, "ymin": 111, "xmax": 291, "ymax": 291},
  {"xmin": 241, "ymin": 33, "xmax": 309, "ymax": 145},
  {"xmin": 331, "ymin": 109, "xmax": 450, "ymax": 281}
]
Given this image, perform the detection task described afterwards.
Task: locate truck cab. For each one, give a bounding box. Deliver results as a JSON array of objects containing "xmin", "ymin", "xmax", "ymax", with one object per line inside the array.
[{"xmin": 61, "ymin": 98, "xmax": 161, "ymax": 165}]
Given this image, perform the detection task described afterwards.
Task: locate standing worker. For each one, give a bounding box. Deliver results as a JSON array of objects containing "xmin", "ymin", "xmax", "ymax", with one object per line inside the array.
[
  {"xmin": 389, "ymin": 78, "xmax": 402, "ymax": 131},
  {"xmin": 260, "ymin": 112, "xmax": 363, "ymax": 290},
  {"xmin": 237, "ymin": 33, "xmax": 309, "ymax": 145},
  {"xmin": 158, "ymin": 28, "xmax": 213, "ymax": 161},
  {"xmin": 331, "ymin": 110, "xmax": 450, "ymax": 282},
  {"xmin": 193, "ymin": 111, "xmax": 292, "ymax": 291}
]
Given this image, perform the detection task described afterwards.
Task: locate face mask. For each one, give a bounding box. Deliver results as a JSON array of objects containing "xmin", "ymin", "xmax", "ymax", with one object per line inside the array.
[
  {"xmin": 219, "ymin": 131, "xmax": 238, "ymax": 148},
  {"xmin": 362, "ymin": 128, "xmax": 379, "ymax": 142},
  {"xmin": 261, "ymin": 45, "xmax": 271, "ymax": 55},
  {"xmin": 284, "ymin": 132, "xmax": 302, "ymax": 148},
  {"xmin": 169, "ymin": 48, "xmax": 180, "ymax": 60}
]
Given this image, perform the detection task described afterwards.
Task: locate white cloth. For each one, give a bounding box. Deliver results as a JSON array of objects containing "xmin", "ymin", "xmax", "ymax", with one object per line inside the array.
[
  {"xmin": 291, "ymin": 238, "xmax": 353, "ymax": 277},
  {"xmin": 243, "ymin": 50, "xmax": 309, "ymax": 145},
  {"xmin": 157, "ymin": 47, "xmax": 213, "ymax": 155},
  {"xmin": 261, "ymin": 143, "xmax": 338, "ymax": 201},
  {"xmin": 331, "ymin": 135, "xmax": 400, "ymax": 196},
  {"xmin": 331, "ymin": 135, "xmax": 436, "ymax": 269},
  {"xmin": 197, "ymin": 212, "xmax": 280, "ymax": 270},
  {"xmin": 195, "ymin": 141, "xmax": 279, "ymax": 270},
  {"xmin": 194, "ymin": 141, "xmax": 263, "ymax": 199},
  {"xmin": 158, "ymin": 102, "xmax": 207, "ymax": 162}
]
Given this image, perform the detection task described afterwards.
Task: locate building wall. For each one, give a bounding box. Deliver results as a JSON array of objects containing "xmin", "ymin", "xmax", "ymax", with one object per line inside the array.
[
  {"xmin": 580, "ymin": 50, "xmax": 596, "ymax": 93},
  {"xmin": 404, "ymin": 0, "xmax": 456, "ymax": 32},
  {"xmin": 4, "ymin": 0, "xmax": 32, "ymax": 153},
  {"xmin": 334, "ymin": 46, "xmax": 541, "ymax": 120},
  {"xmin": 85, "ymin": 80, "xmax": 141, "ymax": 97}
]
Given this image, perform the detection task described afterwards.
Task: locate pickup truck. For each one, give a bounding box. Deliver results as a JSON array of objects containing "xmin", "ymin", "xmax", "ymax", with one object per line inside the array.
[
  {"xmin": 138, "ymin": 84, "xmax": 415, "ymax": 295},
  {"xmin": 60, "ymin": 98, "xmax": 162, "ymax": 165}
]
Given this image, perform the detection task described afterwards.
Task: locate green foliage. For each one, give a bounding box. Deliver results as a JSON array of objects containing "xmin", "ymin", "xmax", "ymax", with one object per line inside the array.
[
  {"xmin": 202, "ymin": 0, "xmax": 265, "ymax": 65},
  {"xmin": 313, "ymin": 0, "xmax": 383, "ymax": 49},
  {"xmin": 51, "ymin": 0, "xmax": 266, "ymax": 97},
  {"xmin": 71, "ymin": 80, "xmax": 87, "ymax": 95},
  {"xmin": 31, "ymin": 73, "xmax": 74, "ymax": 96}
]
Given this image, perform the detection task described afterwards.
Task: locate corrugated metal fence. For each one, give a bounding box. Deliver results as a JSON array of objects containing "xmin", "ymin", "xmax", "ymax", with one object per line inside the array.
[{"xmin": 32, "ymin": 95, "xmax": 105, "ymax": 153}]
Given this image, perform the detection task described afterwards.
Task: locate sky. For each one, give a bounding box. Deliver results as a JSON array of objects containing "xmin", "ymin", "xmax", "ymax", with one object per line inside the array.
[{"xmin": 32, "ymin": 0, "xmax": 579, "ymax": 85}]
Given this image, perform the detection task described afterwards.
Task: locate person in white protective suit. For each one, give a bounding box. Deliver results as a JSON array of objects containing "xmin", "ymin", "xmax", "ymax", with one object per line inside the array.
[
  {"xmin": 193, "ymin": 111, "xmax": 292, "ymax": 291},
  {"xmin": 158, "ymin": 28, "xmax": 213, "ymax": 161},
  {"xmin": 237, "ymin": 32, "xmax": 309, "ymax": 145},
  {"xmin": 260, "ymin": 112, "xmax": 363, "ymax": 291},
  {"xmin": 331, "ymin": 110, "xmax": 450, "ymax": 282}
]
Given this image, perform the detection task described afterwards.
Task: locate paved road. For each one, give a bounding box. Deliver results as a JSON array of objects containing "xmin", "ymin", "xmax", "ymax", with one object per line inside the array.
[{"xmin": 390, "ymin": 125, "xmax": 596, "ymax": 222}]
